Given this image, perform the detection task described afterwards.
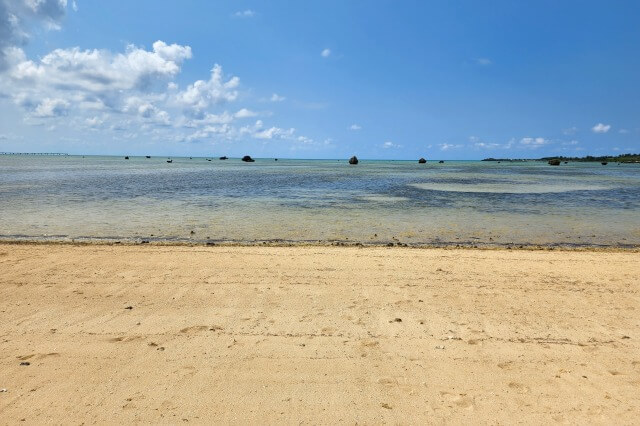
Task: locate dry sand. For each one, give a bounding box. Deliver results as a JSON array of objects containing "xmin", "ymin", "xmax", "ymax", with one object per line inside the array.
[{"xmin": 0, "ymin": 243, "xmax": 639, "ymax": 424}]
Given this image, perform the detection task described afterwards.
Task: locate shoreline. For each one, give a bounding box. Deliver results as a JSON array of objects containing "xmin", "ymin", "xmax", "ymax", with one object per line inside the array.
[{"xmin": 1, "ymin": 237, "xmax": 638, "ymax": 252}]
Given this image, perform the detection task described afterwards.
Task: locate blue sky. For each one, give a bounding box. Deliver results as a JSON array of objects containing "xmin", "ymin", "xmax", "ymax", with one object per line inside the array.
[{"xmin": 0, "ymin": 0, "xmax": 638, "ymax": 159}]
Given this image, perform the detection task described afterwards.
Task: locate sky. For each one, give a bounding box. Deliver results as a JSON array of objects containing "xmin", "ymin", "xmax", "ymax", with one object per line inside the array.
[{"xmin": 0, "ymin": 0, "xmax": 638, "ymax": 159}]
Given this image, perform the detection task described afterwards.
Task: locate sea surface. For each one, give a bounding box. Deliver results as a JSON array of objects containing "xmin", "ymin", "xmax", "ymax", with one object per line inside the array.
[{"xmin": 1, "ymin": 155, "xmax": 639, "ymax": 247}]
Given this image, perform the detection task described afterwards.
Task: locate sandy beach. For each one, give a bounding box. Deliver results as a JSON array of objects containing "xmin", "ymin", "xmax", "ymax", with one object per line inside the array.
[{"xmin": 0, "ymin": 243, "xmax": 638, "ymax": 424}]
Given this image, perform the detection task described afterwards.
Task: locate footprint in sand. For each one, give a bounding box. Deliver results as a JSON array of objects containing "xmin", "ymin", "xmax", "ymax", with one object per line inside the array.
[
  {"xmin": 508, "ymin": 382, "xmax": 531, "ymax": 393},
  {"xmin": 439, "ymin": 392, "xmax": 475, "ymax": 410}
]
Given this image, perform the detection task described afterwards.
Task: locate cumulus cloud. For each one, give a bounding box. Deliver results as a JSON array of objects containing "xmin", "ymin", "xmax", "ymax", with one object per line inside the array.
[
  {"xmin": 32, "ymin": 96, "xmax": 68, "ymax": 117},
  {"xmin": 592, "ymin": 123, "xmax": 611, "ymax": 133},
  {"xmin": 234, "ymin": 108, "xmax": 257, "ymax": 119},
  {"xmin": 0, "ymin": 22, "xmax": 318, "ymax": 150},
  {"xmin": 349, "ymin": 124, "xmax": 361, "ymax": 130},
  {"xmin": 0, "ymin": 0, "xmax": 69, "ymax": 70},
  {"xmin": 321, "ymin": 48, "xmax": 331, "ymax": 58},
  {"xmin": 269, "ymin": 93, "xmax": 285, "ymax": 102},
  {"xmin": 173, "ymin": 64, "xmax": 239, "ymax": 116}
]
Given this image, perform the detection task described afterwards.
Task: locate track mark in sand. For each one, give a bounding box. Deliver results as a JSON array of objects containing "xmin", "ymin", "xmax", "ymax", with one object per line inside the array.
[
  {"xmin": 17, "ymin": 352, "xmax": 60, "ymax": 361},
  {"xmin": 107, "ymin": 335, "xmax": 143, "ymax": 343}
]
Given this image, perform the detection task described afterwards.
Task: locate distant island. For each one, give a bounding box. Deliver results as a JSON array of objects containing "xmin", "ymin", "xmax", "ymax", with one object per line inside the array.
[{"xmin": 483, "ymin": 153, "xmax": 640, "ymax": 163}]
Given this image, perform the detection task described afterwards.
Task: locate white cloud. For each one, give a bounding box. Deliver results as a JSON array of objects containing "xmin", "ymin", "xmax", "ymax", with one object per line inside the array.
[
  {"xmin": 32, "ymin": 97, "xmax": 69, "ymax": 117},
  {"xmin": 321, "ymin": 48, "xmax": 331, "ymax": 58},
  {"xmin": 382, "ymin": 141, "xmax": 401, "ymax": 149},
  {"xmin": 174, "ymin": 64, "xmax": 239, "ymax": 116},
  {"xmin": 476, "ymin": 58, "xmax": 492, "ymax": 66},
  {"xmin": 269, "ymin": 93, "xmax": 285, "ymax": 102},
  {"xmin": 592, "ymin": 123, "xmax": 611, "ymax": 133},
  {"xmin": 618, "ymin": 128, "xmax": 629, "ymax": 134},
  {"xmin": 562, "ymin": 126, "xmax": 578, "ymax": 135},
  {"xmin": 233, "ymin": 9, "xmax": 254, "ymax": 18},
  {"xmin": 234, "ymin": 108, "xmax": 257, "ymax": 119},
  {"xmin": 349, "ymin": 124, "xmax": 361, "ymax": 130},
  {"xmin": 519, "ymin": 137, "xmax": 549, "ymax": 148},
  {"xmin": 439, "ymin": 143, "xmax": 464, "ymax": 151},
  {"xmin": 0, "ymin": 0, "xmax": 69, "ymax": 70}
]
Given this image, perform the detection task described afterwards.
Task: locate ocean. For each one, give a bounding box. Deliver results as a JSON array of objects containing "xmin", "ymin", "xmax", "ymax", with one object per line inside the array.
[{"xmin": 1, "ymin": 155, "xmax": 639, "ymax": 247}]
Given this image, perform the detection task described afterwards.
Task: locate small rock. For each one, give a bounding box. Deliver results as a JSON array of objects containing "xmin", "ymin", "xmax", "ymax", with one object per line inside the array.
[
  {"xmin": 622, "ymin": 335, "xmax": 631, "ymax": 339},
  {"xmin": 391, "ymin": 318, "xmax": 402, "ymax": 323},
  {"xmin": 20, "ymin": 362, "xmax": 30, "ymax": 366},
  {"xmin": 125, "ymin": 306, "xmax": 133, "ymax": 310},
  {"xmin": 0, "ymin": 388, "xmax": 7, "ymax": 392},
  {"xmin": 241, "ymin": 155, "xmax": 255, "ymax": 162},
  {"xmin": 348, "ymin": 156, "xmax": 359, "ymax": 165},
  {"xmin": 380, "ymin": 403, "xmax": 392, "ymax": 410},
  {"xmin": 418, "ymin": 157, "xmax": 427, "ymax": 164},
  {"xmin": 435, "ymin": 345, "xmax": 445, "ymax": 350},
  {"xmin": 190, "ymin": 230, "xmax": 195, "ymax": 235}
]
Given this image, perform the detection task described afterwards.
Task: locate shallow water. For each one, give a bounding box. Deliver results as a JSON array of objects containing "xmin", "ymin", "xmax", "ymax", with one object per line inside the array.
[{"xmin": 1, "ymin": 155, "xmax": 639, "ymax": 246}]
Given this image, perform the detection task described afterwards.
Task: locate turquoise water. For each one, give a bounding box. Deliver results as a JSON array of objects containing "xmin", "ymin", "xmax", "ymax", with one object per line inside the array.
[{"xmin": 1, "ymin": 155, "xmax": 639, "ymax": 247}]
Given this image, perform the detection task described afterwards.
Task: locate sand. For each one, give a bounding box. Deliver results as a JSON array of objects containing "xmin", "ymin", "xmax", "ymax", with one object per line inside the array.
[{"xmin": 0, "ymin": 243, "xmax": 639, "ymax": 424}]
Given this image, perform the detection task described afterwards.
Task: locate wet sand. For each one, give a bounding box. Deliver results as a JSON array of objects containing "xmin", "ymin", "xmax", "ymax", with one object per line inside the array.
[{"xmin": 0, "ymin": 243, "xmax": 638, "ymax": 423}]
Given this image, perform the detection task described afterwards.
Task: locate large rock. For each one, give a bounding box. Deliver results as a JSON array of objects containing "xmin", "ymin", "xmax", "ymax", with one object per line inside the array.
[
  {"xmin": 241, "ymin": 155, "xmax": 255, "ymax": 162},
  {"xmin": 219, "ymin": 156, "xmax": 228, "ymax": 160},
  {"xmin": 349, "ymin": 156, "xmax": 359, "ymax": 165},
  {"xmin": 418, "ymin": 158, "xmax": 427, "ymax": 164},
  {"xmin": 548, "ymin": 159, "xmax": 561, "ymax": 166}
]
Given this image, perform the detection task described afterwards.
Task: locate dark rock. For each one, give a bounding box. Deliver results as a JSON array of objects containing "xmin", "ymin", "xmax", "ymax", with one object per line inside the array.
[
  {"xmin": 564, "ymin": 161, "xmax": 568, "ymax": 164},
  {"xmin": 418, "ymin": 158, "xmax": 427, "ymax": 164},
  {"xmin": 145, "ymin": 156, "xmax": 151, "ymax": 159},
  {"xmin": 548, "ymin": 159, "xmax": 561, "ymax": 166},
  {"xmin": 125, "ymin": 306, "xmax": 133, "ymax": 310},
  {"xmin": 601, "ymin": 162, "xmax": 608, "ymax": 165},
  {"xmin": 124, "ymin": 156, "xmax": 129, "ymax": 160},
  {"xmin": 348, "ymin": 156, "xmax": 359, "ymax": 165},
  {"xmin": 438, "ymin": 160, "xmax": 444, "ymax": 163},
  {"xmin": 166, "ymin": 159, "xmax": 172, "ymax": 163},
  {"xmin": 274, "ymin": 158, "xmax": 278, "ymax": 161},
  {"xmin": 219, "ymin": 156, "xmax": 228, "ymax": 160},
  {"xmin": 20, "ymin": 362, "xmax": 30, "ymax": 366},
  {"xmin": 241, "ymin": 155, "xmax": 255, "ymax": 162}
]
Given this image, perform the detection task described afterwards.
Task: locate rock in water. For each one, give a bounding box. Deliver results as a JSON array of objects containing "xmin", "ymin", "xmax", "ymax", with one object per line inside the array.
[
  {"xmin": 418, "ymin": 158, "xmax": 427, "ymax": 164},
  {"xmin": 219, "ymin": 156, "xmax": 228, "ymax": 160},
  {"xmin": 548, "ymin": 159, "xmax": 561, "ymax": 166},
  {"xmin": 438, "ymin": 160, "xmax": 444, "ymax": 163},
  {"xmin": 349, "ymin": 156, "xmax": 359, "ymax": 165},
  {"xmin": 242, "ymin": 155, "xmax": 255, "ymax": 162}
]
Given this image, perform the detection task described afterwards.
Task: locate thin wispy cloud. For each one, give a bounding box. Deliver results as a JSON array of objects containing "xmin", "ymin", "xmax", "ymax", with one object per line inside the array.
[
  {"xmin": 321, "ymin": 48, "xmax": 331, "ymax": 58},
  {"xmin": 233, "ymin": 9, "xmax": 255, "ymax": 18},
  {"xmin": 349, "ymin": 124, "xmax": 361, "ymax": 130},
  {"xmin": 270, "ymin": 93, "xmax": 285, "ymax": 102},
  {"xmin": 476, "ymin": 58, "xmax": 492, "ymax": 66}
]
